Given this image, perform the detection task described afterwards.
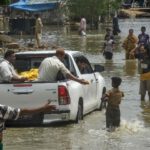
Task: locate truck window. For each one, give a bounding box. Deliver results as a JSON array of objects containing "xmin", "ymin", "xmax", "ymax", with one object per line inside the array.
[
  {"xmin": 15, "ymin": 53, "xmax": 70, "ymax": 73},
  {"xmin": 15, "ymin": 59, "xmax": 31, "ymax": 73},
  {"xmin": 68, "ymin": 56, "xmax": 77, "ymax": 76},
  {"xmin": 74, "ymin": 56, "xmax": 93, "ymax": 74}
]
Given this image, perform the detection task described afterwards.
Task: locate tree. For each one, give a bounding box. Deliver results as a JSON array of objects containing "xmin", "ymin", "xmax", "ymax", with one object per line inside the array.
[
  {"xmin": 67, "ymin": 0, "xmax": 122, "ymax": 29},
  {"xmin": 0, "ymin": 0, "xmax": 11, "ymax": 5}
]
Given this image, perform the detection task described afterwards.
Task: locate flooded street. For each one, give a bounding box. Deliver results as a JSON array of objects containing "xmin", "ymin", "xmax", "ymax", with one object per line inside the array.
[{"xmin": 3, "ymin": 18, "xmax": 150, "ymax": 150}]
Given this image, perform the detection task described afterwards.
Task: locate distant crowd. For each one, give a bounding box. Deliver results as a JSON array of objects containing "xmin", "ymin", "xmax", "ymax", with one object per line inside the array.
[
  {"xmin": 100, "ymin": 24, "xmax": 150, "ymax": 132},
  {"xmin": 103, "ymin": 24, "xmax": 150, "ymax": 100}
]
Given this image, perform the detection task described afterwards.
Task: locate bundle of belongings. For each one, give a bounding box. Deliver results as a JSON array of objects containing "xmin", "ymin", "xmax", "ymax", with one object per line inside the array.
[{"xmin": 19, "ymin": 68, "xmax": 38, "ymax": 80}]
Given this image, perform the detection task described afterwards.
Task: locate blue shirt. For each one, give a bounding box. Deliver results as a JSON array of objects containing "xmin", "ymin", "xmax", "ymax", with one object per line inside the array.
[{"xmin": 138, "ymin": 33, "xmax": 149, "ymax": 46}]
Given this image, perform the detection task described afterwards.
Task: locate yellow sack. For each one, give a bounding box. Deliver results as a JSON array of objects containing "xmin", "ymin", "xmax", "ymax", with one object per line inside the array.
[{"xmin": 19, "ymin": 68, "xmax": 39, "ymax": 80}]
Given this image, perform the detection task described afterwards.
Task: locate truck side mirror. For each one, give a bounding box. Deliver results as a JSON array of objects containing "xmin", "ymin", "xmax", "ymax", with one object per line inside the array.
[{"xmin": 94, "ymin": 65, "xmax": 105, "ymax": 72}]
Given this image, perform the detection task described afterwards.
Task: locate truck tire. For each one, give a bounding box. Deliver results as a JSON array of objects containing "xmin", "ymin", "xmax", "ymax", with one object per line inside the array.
[{"xmin": 75, "ymin": 101, "xmax": 83, "ymax": 123}]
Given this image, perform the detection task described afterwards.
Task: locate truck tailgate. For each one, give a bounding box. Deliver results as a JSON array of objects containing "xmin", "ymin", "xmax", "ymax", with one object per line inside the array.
[{"xmin": 0, "ymin": 83, "xmax": 58, "ymax": 108}]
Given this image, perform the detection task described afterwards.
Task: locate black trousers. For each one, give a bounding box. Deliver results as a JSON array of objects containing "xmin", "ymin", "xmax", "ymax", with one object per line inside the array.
[
  {"xmin": 106, "ymin": 106, "xmax": 120, "ymax": 128},
  {"xmin": 103, "ymin": 52, "xmax": 113, "ymax": 60}
]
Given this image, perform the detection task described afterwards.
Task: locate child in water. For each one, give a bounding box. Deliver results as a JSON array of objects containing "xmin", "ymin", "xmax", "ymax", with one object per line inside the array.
[{"xmin": 102, "ymin": 77, "xmax": 124, "ymax": 131}]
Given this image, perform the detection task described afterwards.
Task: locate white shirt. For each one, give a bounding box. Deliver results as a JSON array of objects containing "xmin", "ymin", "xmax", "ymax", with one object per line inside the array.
[
  {"xmin": 80, "ymin": 18, "xmax": 86, "ymax": 31},
  {"xmin": 104, "ymin": 39, "xmax": 114, "ymax": 53},
  {"xmin": 38, "ymin": 56, "xmax": 70, "ymax": 82},
  {"xmin": 0, "ymin": 59, "xmax": 20, "ymax": 82}
]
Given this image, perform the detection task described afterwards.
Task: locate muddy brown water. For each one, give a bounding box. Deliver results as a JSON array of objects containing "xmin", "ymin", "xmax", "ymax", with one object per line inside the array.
[{"xmin": 3, "ymin": 18, "xmax": 150, "ymax": 150}]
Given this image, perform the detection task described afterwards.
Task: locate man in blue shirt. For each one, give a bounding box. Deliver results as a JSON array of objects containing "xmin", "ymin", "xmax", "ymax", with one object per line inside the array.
[{"xmin": 138, "ymin": 26, "xmax": 149, "ymax": 46}]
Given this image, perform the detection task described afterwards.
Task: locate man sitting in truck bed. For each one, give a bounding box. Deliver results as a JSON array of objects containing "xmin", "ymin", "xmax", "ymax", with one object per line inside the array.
[
  {"xmin": 0, "ymin": 50, "xmax": 28, "ymax": 83},
  {"xmin": 38, "ymin": 48, "xmax": 89, "ymax": 85}
]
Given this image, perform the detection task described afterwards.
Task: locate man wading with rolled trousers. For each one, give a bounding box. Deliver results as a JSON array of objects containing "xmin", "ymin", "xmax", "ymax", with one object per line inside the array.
[
  {"xmin": 101, "ymin": 77, "xmax": 124, "ymax": 131},
  {"xmin": 130, "ymin": 43, "xmax": 150, "ymax": 101},
  {"xmin": 0, "ymin": 100, "xmax": 56, "ymax": 150},
  {"xmin": 35, "ymin": 14, "xmax": 43, "ymax": 48}
]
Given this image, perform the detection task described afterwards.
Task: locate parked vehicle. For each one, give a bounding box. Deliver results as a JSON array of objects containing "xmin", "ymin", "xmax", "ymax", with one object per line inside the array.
[{"xmin": 0, "ymin": 50, "xmax": 106, "ymax": 126}]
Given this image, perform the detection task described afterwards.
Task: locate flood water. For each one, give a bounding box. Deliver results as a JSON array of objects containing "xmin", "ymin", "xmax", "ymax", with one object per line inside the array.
[{"xmin": 3, "ymin": 18, "xmax": 150, "ymax": 150}]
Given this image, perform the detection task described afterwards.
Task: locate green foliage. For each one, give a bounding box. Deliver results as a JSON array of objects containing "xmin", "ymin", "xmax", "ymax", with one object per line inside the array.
[
  {"xmin": 67, "ymin": 0, "xmax": 122, "ymax": 21},
  {"xmin": 0, "ymin": 0, "xmax": 11, "ymax": 5}
]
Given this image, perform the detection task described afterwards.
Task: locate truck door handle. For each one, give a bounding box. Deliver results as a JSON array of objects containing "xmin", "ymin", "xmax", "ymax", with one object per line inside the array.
[{"xmin": 12, "ymin": 89, "xmax": 34, "ymax": 94}]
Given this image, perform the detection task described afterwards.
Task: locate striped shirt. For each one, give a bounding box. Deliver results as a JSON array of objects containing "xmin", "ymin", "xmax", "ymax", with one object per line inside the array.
[{"xmin": 0, "ymin": 104, "xmax": 20, "ymax": 132}]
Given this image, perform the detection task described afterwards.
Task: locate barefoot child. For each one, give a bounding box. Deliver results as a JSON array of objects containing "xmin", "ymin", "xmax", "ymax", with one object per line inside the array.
[{"xmin": 102, "ymin": 77, "xmax": 124, "ymax": 131}]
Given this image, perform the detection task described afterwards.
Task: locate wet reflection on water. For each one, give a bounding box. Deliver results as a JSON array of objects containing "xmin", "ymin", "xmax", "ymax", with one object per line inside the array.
[
  {"xmin": 3, "ymin": 18, "xmax": 150, "ymax": 150},
  {"xmin": 123, "ymin": 60, "xmax": 137, "ymax": 76},
  {"xmin": 140, "ymin": 101, "xmax": 150, "ymax": 127}
]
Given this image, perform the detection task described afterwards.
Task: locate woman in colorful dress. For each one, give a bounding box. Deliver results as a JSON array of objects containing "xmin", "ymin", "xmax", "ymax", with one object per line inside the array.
[{"xmin": 122, "ymin": 29, "xmax": 138, "ymax": 59}]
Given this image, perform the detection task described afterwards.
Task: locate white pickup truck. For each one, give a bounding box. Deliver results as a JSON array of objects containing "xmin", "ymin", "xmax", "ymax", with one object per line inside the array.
[{"xmin": 1, "ymin": 50, "xmax": 106, "ymax": 126}]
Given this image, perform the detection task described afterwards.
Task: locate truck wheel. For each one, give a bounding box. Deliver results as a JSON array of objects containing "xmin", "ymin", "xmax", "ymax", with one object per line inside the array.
[{"xmin": 75, "ymin": 102, "xmax": 83, "ymax": 123}]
